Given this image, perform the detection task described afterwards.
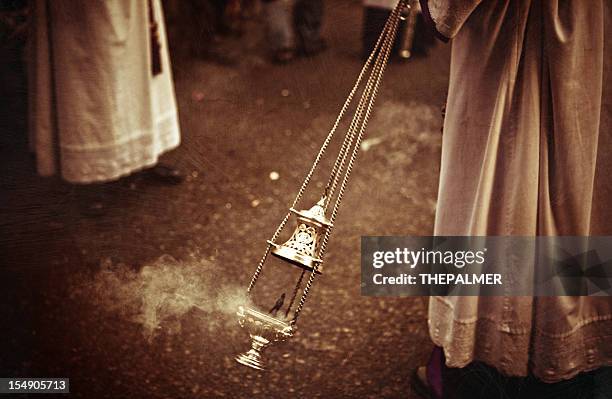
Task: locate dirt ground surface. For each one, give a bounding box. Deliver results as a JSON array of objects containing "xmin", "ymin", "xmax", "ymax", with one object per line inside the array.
[{"xmin": 0, "ymin": 1, "xmax": 450, "ymax": 398}]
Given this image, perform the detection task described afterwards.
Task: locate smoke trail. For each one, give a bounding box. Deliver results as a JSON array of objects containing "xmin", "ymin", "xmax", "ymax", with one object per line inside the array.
[{"xmin": 72, "ymin": 255, "xmax": 247, "ymax": 341}]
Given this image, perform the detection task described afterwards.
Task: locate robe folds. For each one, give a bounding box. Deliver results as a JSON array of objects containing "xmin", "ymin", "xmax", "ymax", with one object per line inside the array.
[
  {"xmin": 422, "ymin": 0, "xmax": 612, "ymax": 382},
  {"xmin": 28, "ymin": 0, "xmax": 180, "ymax": 183}
]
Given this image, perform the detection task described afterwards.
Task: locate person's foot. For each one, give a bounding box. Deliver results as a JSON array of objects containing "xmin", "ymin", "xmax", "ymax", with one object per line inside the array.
[
  {"xmin": 146, "ymin": 164, "xmax": 184, "ymax": 185},
  {"xmin": 272, "ymin": 47, "xmax": 296, "ymax": 64},
  {"xmin": 299, "ymin": 38, "xmax": 327, "ymax": 57}
]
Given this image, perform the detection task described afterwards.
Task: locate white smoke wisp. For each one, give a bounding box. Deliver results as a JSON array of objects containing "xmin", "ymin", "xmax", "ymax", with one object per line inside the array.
[{"xmin": 73, "ymin": 255, "xmax": 248, "ymax": 341}]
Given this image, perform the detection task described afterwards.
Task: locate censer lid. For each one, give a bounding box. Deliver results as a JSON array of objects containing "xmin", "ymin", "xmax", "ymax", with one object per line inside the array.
[{"xmin": 292, "ymin": 197, "xmax": 332, "ymax": 227}]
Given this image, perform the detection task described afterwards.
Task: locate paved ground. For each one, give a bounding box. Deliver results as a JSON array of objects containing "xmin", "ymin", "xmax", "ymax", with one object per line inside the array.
[{"xmin": 0, "ymin": 1, "xmax": 450, "ymax": 398}]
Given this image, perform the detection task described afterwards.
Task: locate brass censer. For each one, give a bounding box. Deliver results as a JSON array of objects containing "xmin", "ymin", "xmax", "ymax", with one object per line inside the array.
[{"xmin": 235, "ymin": 0, "xmax": 409, "ymax": 370}]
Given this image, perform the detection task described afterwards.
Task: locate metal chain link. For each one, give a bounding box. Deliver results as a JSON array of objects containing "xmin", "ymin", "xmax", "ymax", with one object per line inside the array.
[
  {"xmin": 247, "ymin": 0, "xmax": 405, "ymax": 294},
  {"xmin": 323, "ymin": 26, "xmax": 393, "ymax": 212},
  {"xmin": 292, "ymin": 1, "xmax": 406, "ymax": 321},
  {"xmin": 323, "ymin": 13, "xmax": 398, "ymax": 208},
  {"xmin": 325, "ymin": 0, "xmax": 408, "ymax": 212}
]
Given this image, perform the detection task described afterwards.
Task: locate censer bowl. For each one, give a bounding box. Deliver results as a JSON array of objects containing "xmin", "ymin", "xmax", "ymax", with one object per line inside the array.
[{"xmin": 235, "ymin": 306, "xmax": 294, "ymax": 370}]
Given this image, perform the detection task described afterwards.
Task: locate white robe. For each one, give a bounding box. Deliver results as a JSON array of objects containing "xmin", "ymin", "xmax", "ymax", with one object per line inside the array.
[
  {"xmin": 424, "ymin": 0, "xmax": 612, "ymax": 383},
  {"xmin": 28, "ymin": 0, "xmax": 180, "ymax": 183}
]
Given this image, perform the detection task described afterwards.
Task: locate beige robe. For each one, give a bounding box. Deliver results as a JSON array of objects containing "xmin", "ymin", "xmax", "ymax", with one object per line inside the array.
[
  {"xmin": 424, "ymin": 0, "xmax": 612, "ymax": 382},
  {"xmin": 28, "ymin": 0, "xmax": 180, "ymax": 183}
]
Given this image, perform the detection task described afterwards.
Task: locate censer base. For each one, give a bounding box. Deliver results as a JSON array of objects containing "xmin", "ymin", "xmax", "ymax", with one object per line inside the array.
[
  {"xmin": 235, "ymin": 345, "xmax": 266, "ymax": 370},
  {"xmin": 235, "ymin": 306, "xmax": 294, "ymax": 371}
]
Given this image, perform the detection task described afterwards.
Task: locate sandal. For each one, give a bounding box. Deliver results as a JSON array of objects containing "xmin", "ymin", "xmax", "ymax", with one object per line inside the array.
[{"xmin": 147, "ymin": 164, "xmax": 184, "ymax": 185}]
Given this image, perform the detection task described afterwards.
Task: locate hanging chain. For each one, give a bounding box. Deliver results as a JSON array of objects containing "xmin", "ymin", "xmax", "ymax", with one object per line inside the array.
[
  {"xmin": 292, "ymin": 0, "xmax": 407, "ymax": 321},
  {"xmin": 284, "ymin": 269, "xmax": 306, "ymax": 319},
  {"xmin": 323, "ymin": 12, "xmax": 399, "ymax": 208},
  {"xmin": 247, "ymin": 0, "xmax": 406, "ymax": 294},
  {"xmin": 323, "ymin": 27, "xmax": 391, "ymax": 211},
  {"xmin": 325, "ymin": 1, "xmax": 408, "ymax": 211}
]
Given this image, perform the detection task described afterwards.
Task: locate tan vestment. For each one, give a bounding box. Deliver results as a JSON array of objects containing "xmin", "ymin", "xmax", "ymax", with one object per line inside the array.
[
  {"xmin": 28, "ymin": 0, "xmax": 180, "ymax": 183},
  {"xmin": 424, "ymin": 0, "xmax": 612, "ymax": 382}
]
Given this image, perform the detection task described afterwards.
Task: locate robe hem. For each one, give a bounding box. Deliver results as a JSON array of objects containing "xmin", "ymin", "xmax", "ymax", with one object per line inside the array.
[{"xmin": 59, "ymin": 114, "xmax": 180, "ymax": 184}]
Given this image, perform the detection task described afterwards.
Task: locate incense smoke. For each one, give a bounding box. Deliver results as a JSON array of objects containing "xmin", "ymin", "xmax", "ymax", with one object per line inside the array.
[{"xmin": 72, "ymin": 255, "xmax": 247, "ymax": 341}]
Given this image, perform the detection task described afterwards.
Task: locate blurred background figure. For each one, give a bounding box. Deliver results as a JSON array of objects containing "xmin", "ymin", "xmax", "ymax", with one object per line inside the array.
[
  {"xmin": 28, "ymin": 0, "xmax": 183, "ymax": 213},
  {"xmin": 176, "ymin": 0, "xmax": 240, "ymax": 65},
  {"xmin": 362, "ymin": 0, "xmax": 434, "ymax": 60},
  {"xmin": 262, "ymin": 0, "xmax": 326, "ymax": 64}
]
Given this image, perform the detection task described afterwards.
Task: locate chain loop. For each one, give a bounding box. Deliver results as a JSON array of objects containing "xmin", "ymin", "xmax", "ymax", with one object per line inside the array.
[{"xmin": 292, "ymin": 0, "xmax": 407, "ymax": 321}]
